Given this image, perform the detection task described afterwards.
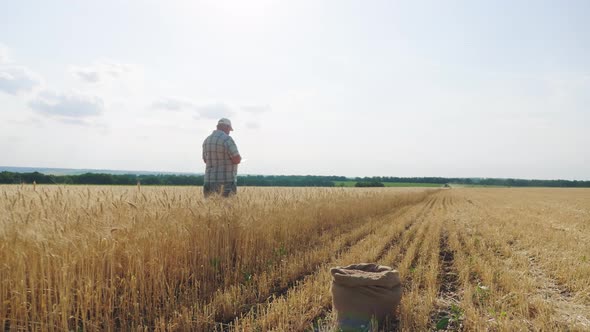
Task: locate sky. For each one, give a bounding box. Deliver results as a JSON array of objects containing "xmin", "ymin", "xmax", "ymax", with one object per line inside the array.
[{"xmin": 1, "ymin": 0, "xmax": 589, "ymax": 180}]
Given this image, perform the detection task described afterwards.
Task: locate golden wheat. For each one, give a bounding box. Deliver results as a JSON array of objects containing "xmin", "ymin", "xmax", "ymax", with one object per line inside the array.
[
  {"xmin": 0, "ymin": 185, "xmax": 431, "ymax": 331},
  {"xmin": 2, "ymin": 186, "xmax": 590, "ymax": 331}
]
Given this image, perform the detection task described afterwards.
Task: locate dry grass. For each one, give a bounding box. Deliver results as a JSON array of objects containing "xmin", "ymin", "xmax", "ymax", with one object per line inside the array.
[{"xmin": 2, "ymin": 186, "xmax": 590, "ymax": 331}]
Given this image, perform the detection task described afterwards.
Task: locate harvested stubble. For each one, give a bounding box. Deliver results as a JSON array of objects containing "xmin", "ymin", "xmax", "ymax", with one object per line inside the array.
[
  {"xmin": 442, "ymin": 189, "xmax": 590, "ymax": 331},
  {"xmin": 316, "ymin": 189, "xmax": 590, "ymax": 332},
  {"xmin": 0, "ymin": 185, "xmax": 432, "ymax": 331}
]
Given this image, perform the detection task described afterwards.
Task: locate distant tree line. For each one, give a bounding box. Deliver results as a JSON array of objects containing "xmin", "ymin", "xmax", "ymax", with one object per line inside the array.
[
  {"xmin": 0, "ymin": 172, "xmax": 203, "ymax": 185},
  {"xmin": 238, "ymin": 175, "xmax": 339, "ymax": 187},
  {"xmin": 355, "ymin": 181, "xmax": 385, "ymax": 187},
  {"xmin": 0, "ymin": 171, "xmax": 589, "ymax": 187},
  {"xmin": 0, "ymin": 172, "xmax": 340, "ymax": 187},
  {"xmin": 354, "ymin": 176, "xmax": 452, "ymax": 184},
  {"xmin": 354, "ymin": 176, "xmax": 590, "ymax": 188}
]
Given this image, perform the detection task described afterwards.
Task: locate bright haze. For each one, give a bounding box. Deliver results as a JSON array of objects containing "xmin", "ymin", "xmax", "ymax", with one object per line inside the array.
[{"xmin": 1, "ymin": 1, "xmax": 588, "ymax": 180}]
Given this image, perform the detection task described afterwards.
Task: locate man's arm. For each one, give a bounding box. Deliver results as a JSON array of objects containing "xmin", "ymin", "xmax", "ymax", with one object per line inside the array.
[
  {"xmin": 226, "ymin": 137, "xmax": 241, "ymax": 164},
  {"xmin": 231, "ymin": 155, "xmax": 242, "ymax": 164}
]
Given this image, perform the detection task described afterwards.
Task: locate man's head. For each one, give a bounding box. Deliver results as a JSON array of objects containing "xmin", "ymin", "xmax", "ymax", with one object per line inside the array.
[{"xmin": 217, "ymin": 118, "xmax": 233, "ymax": 134}]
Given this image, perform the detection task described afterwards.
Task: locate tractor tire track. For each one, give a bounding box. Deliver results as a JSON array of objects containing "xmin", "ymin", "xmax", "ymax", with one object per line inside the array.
[{"xmin": 429, "ymin": 228, "xmax": 462, "ymax": 331}]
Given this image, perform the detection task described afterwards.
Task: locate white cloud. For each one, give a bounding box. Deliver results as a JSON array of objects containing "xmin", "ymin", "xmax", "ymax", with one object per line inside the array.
[
  {"xmin": 0, "ymin": 66, "xmax": 42, "ymax": 95},
  {"xmin": 151, "ymin": 97, "xmax": 235, "ymax": 118},
  {"xmin": 151, "ymin": 97, "xmax": 195, "ymax": 111},
  {"xmin": 0, "ymin": 44, "xmax": 8, "ymax": 64},
  {"xmin": 29, "ymin": 91, "xmax": 104, "ymax": 119},
  {"xmin": 241, "ymin": 104, "xmax": 271, "ymax": 113},
  {"xmin": 196, "ymin": 102, "xmax": 234, "ymax": 119},
  {"xmin": 246, "ymin": 122, "xmax": 260, "ymax": 129},
  {"xmin": 54, "ymin": 118, "xmax": 109, "ymax": 130},
  {"xmin": 70, "ymin": 61, "xmax": 134, "ymax": 83},
  {"xmin": 72, "ymin": 68, "xmax": 100, "ymax": 83}
]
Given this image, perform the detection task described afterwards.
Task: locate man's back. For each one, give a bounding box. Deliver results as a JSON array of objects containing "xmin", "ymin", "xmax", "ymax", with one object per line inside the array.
[{"xmin": 202, "ymin": 130, "xmax": 240, "ymax": 184}]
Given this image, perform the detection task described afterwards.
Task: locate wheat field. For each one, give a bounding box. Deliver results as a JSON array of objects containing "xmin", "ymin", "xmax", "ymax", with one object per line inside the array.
[{"xmin": 1, "ymin": 185, "xmax": 589, "ymax": 331}]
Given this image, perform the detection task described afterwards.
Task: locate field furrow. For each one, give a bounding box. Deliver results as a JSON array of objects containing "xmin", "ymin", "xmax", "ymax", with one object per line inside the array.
[
  {"xmin": 198, "ymin": 209, "xmax": 400, "ymax": 329},
  {"xmin": 228, "ymin": 197, "xmax": 437, "ymax": 331},
  {"xmin": 395, "ymin": 195, "xmax": 444, "ymax": 331},
  {"xmin": 429, "ymin": 228, "xmax": 462, "ymax": 331},
  {"xmin": 310, "ymin": 195, "xmax": 444, "ymax": 331}
]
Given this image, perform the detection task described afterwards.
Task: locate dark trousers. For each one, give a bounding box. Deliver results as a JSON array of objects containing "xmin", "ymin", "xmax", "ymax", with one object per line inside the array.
[{"xmin": 203, "ymin": 182, "xmax": 237, "ymax": 198}]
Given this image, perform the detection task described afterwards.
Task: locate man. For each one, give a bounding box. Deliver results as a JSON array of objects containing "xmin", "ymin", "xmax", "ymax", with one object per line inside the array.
[{"xmin": 202, "ymin": 118, "xmax": 242, "ymax": 197}]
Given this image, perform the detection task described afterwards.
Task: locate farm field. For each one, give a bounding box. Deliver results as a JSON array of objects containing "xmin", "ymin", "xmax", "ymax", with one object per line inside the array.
[{"xmin": 1, "ymin": 186, "xmax": 590, "ymax": 331}]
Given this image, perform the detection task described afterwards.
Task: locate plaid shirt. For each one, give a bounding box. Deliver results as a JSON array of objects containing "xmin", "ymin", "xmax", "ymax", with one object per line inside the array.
[{"xmin": 202, "ymin": 130, "xmax": 240, "ymax": 183}]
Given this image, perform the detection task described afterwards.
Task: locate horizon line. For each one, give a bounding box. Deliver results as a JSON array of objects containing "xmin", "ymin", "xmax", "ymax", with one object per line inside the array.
[{"xmin": 1, "ymin": 166, "xmax": 588, "ymax": 182}]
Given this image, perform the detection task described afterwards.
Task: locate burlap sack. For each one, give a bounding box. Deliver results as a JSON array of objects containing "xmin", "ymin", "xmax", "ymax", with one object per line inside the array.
[{"xmin": 331, "ymin": 263, "xmax": 402, "ymax": 331}]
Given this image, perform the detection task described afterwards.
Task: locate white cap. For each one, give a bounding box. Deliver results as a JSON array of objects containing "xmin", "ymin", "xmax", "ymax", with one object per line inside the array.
[{"xmin": 218, "ymin": 118, "xmax": 233, "ymax": 131}]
